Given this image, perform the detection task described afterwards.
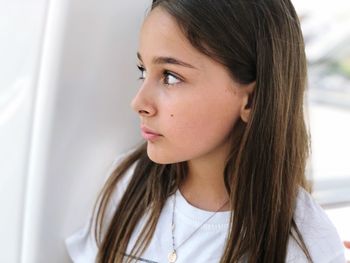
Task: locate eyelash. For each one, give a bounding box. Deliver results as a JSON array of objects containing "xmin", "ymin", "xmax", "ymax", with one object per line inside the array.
[{"xmin": 137, "ymin": 65, "xmax": 182, "ymax": 86}]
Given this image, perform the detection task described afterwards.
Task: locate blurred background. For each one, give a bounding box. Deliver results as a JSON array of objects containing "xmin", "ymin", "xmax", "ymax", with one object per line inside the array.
[{"xmin": 0, "ymin": 0, "xmax": 349, "ymax": 262}]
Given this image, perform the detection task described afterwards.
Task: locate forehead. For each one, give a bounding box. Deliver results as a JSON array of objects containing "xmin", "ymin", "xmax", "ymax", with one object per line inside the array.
[{"xmin": 138, "ymin": 7, "xmax": 204, "ymax": 68}]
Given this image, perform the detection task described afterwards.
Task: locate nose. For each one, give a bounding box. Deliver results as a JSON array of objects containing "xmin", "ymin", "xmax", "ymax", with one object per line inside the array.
[{"xmin": 130, "ymin": 82, "xmax": 157, "ymax": 117}]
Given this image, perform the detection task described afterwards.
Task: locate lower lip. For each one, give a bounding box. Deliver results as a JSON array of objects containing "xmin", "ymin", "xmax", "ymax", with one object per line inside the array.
[{"xmin": 141, "ymin": 131, "xmax": 161, "ymax": 141}]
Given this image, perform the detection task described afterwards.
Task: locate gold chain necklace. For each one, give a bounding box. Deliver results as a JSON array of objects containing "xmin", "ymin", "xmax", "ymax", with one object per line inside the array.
[{"xmin": 168, "ymin": 191, "xmax": 229, "ymax": 263}]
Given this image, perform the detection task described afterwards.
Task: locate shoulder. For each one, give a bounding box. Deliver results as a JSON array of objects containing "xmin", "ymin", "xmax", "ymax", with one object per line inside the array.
[{"xmin": 286, "ymin": 187, "xmax": 346, "ymax": 263}]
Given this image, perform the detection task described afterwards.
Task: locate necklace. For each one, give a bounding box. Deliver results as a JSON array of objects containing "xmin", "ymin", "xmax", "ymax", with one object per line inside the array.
[{"xmin": 168, "ymin": 191, "xmax": 229, "ymax": 263}]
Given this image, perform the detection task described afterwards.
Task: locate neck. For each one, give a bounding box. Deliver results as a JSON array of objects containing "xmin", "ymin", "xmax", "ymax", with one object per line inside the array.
[{"xmin": 179, "ymin": 152, "xmax": 230, "ymax": 212}]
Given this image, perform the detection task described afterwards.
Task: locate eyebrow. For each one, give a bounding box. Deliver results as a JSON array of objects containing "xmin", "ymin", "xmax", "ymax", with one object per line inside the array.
[{"xmin": 137, "ymin": 52, "xmax": 197, "ymax": 70}]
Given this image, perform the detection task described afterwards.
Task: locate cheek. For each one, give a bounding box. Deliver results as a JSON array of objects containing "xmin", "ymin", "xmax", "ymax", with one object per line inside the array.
[
  {"xmin": 166, "ymin": 95, "xmax": 241, "ymax": 145},
  {"xmin": 148, "ymin": 88, "xmax": 242, "ymax": 163}
]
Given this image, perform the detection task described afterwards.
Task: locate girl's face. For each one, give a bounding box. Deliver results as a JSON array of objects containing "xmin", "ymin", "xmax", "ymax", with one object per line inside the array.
[{"xmin": 131, "ymin": 7, "xmax": 252, "ymax": 164}]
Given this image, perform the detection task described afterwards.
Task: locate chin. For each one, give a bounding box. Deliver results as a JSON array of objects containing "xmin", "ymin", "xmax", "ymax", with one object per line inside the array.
[
  {"xmin": 146, "ymin": 146, "xmax": 183, "ymax": 165},
  {"xmin": 147, "ymin": 153, "xmax": 175, "ymax": 165}
]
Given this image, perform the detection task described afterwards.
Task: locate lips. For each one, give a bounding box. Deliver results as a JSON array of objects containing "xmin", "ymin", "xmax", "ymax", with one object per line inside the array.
[{"xmin": 141, "ymin": 125, "xmax": 162, "ymax": 141}]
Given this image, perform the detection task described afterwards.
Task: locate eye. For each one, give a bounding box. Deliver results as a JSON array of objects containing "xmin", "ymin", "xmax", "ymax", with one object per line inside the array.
[
  {"xmin": 163, "ymin": 70, "xmax": 182, "ymax": 86},
  {"xmin": 137, "ymin": 65, "xmax": 146, "ymax": 80},
  {"xmin": 137, "ymin": 65, "xmax": 183, "ymax": 86}
]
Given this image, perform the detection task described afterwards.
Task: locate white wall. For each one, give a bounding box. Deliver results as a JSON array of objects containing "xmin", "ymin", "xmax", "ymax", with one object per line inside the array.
[
  {"xmin": 0, "ymin": 1, "xmax": 48, "ymax": 262},
  {"xmin": 0, "ymin": 0, "xmax": 150, "ymax": 262}
]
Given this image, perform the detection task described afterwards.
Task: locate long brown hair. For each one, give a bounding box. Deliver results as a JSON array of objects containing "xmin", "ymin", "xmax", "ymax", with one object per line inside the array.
[{"xmin": 93, "ymin": 0, "xmax": 312, "ymax": 262}]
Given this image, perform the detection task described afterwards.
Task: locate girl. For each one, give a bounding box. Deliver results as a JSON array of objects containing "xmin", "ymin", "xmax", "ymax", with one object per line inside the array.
[{"xmin": 66, "ymin": 0, "xmax": 346, "ymax": 262}]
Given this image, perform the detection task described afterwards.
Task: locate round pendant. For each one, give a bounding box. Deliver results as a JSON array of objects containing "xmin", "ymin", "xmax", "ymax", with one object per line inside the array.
[{"xmin": 168, "ymin": 251, "xmax": 177, "ymax": 263}]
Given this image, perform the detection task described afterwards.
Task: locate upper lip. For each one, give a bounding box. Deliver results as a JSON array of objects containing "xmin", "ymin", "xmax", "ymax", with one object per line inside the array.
[{"xmin": 141, "ymin": 125, "xmax": 162, "ymax": 135}]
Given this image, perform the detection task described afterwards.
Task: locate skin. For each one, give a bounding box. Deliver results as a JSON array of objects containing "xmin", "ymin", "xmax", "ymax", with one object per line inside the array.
[
  {"xmin": 131, "ymin": 7, "xmax": 254, "ymax": 211},
  {"xmin": 345, "ymin": 241, "xmax": 350, "ymax": 249}
]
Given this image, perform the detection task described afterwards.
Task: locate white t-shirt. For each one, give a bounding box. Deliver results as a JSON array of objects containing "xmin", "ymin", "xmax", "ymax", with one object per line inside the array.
[{"xmin": 65, "ymin": 160, "xmax": 346, "ymax": 263}]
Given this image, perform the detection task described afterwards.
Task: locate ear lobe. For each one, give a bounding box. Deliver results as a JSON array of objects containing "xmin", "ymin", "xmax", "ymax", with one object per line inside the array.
[
  {"xmin": 240, "ymin": 98, "xmax": 251, "ymax": 123},
  {"xmin": 240, "ymin": 81, "xmax": 255, "ymax": 123}
]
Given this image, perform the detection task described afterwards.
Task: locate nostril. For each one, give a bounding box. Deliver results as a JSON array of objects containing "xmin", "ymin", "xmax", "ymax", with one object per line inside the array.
[{"xmin": 139, "ymin": 109, "xmax": 150, "ymax": 115}]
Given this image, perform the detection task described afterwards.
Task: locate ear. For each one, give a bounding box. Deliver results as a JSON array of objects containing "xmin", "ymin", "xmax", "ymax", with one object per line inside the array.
[{"xmin": 240, "ymin": 81, "xmax": 255, "ymax": 123}]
